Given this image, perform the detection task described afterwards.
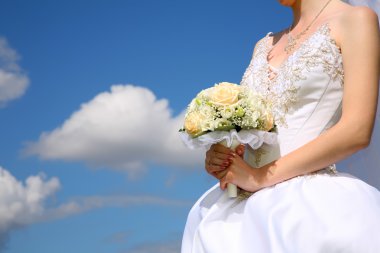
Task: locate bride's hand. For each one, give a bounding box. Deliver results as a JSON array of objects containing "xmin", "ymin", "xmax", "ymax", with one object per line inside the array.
[
  {"xmin": 205, "ymin": 143, "xmax": 245, "ymax": 180},
  {"xmin": 219, "ymin": 153, "xmax": 264, "ymax": 193}
]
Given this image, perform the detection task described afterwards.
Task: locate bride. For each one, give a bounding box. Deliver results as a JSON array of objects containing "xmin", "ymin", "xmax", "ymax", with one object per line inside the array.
[{"xmin": 181, "ymin": 0, "xmax": 380, "ymax": 252}]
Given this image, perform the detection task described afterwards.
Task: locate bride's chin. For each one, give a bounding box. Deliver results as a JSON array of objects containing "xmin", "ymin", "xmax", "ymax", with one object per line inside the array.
[{"xmin": 277, "ymin": 0, "xmax": 297, "ymax": 6}]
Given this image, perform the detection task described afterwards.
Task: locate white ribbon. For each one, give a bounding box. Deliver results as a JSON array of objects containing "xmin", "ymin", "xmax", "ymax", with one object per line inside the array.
[{"xmin": 179, "ymin": 129, "xmax": 277, "ymax": 151}]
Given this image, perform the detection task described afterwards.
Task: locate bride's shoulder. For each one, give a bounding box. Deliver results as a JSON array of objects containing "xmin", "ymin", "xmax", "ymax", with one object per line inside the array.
[
  {"xmin": 249, "ymin": 34, "xmax": 269, "ymax": 57},
  {"xmin": 251, "ymin": 30, "xmax": 285, "ymax": 56},
  {"xmin": 338, "ymin": 4, "xmax": 378, "ymax": 26},
  {"xmin": 254, "ymin": 33, "xmax": 271, "ymax": 49},
  {"xmin": 326, "ymin": 3, "xmax": 379, "ymax": 48}
]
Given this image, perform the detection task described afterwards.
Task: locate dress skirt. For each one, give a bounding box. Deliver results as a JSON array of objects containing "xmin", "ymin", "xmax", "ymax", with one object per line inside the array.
[{"xmin": 181, "ymin": 171, "xmax": 380, "ymax": 253}]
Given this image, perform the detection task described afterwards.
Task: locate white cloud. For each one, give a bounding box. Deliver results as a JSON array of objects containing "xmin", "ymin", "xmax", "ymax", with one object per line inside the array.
[
  {"xmin": 42, "ymin": 195, "xmax": 191, "ymax": 221},
  {"xmin": 0, "ymin": 37, "xmax": 29, "ymax": 106},
  {"xmin": 0, "ymin": 165, "xmax": 190, "ymax": 250},
  {"xmin": 0, "ymin": 166, "xmax": 60, "ymax": 249},
  {"xmin": 24, "ymin": 85, "xmax": 204, "ymax": 177}
]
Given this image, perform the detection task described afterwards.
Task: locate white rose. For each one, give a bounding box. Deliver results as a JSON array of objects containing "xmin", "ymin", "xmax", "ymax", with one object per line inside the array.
[
  {"xmin": 184, "ymin": 111, "xmax": 204, "ymax": 136},
  {"xmin": 263, "ymin": 113, "xmax": 274, "ymax": 131},
  {"xmin": 209, "ymin": 82, "xmax": 241, "ymax": 106}
]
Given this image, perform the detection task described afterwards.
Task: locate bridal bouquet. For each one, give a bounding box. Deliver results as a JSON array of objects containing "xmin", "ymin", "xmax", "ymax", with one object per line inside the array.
[{"xmin": 179, "ymin": 82, "xmax": 277, "ymax": 197}]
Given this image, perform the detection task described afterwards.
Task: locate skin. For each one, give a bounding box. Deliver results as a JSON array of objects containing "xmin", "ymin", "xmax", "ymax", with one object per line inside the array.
[{"xmin": 205, "ymin": 0, "xmax": 380, "ymax": 193}]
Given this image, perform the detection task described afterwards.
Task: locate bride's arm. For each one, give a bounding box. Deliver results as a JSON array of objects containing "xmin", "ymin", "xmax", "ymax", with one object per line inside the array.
[{"xmin": 219, "ymin": 7, "xmax": 380, "ymax": 192}]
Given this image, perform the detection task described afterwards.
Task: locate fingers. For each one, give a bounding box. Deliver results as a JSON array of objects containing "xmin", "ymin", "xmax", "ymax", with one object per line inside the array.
[
  {"xmin": 214, "ymin": 170, "xmax": 228, "ymax": 180},
  {"xmin": 210, "ymin": 151, "xmax": 230, "ymax": 161},
  {"xmin": 205, "ymin": 144, "xmax": 234, "ymax": 170},
  {"xmin": 211, "ymin": 154, "xmax": 234, "ymax": 168},
  {"xmin": 219, "ymin": 171, "xmax": 233, "ymax": 191},
  {"xmin": 205, "ymin": 153, "xmax": 227, "ymax": 167},
  {"xmin": 205, "ymin": 157, "xmax": 229, "ymax": 176},
  {"xmin": 205, "ymin": 143, "xmax": 239, "ymax": 180},
  {"xmin": 209, "ymin": 143, "xmax": 233, "ymax": 155},
  {"xmin": 205, "ymin": 144, "xmax": 236, "ymax": 164},
  {"xmin": 235, "ymin": 144, "xmax": 245, "ymax": 158},
  {"xmin": 205, "ymin": 159, "xmax": 224, "ymax": 172}
]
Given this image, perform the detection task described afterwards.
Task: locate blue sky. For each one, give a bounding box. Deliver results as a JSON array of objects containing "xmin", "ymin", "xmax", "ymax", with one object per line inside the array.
[{"xmin": 0, "ymin": 1, "xmax": 379, "ymax": 253}]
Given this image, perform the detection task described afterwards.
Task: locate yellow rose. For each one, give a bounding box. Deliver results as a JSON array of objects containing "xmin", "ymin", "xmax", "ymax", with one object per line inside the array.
[
  {"xmin": 184, "ymin": 111, "xmax": 204, "ymax": 136},
  {"xmin": 264, "ymin": 113, "xmax": 274, "ymax": 131},
  {"xmin": 209, "ymin": 82, "xmax": 240, "ymax": 106}
]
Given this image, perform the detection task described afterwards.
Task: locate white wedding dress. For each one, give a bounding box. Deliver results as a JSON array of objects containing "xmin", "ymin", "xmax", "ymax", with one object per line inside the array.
[{"xmin": 181, "ymin": 23, "xmax": 380, "ymax": 253}]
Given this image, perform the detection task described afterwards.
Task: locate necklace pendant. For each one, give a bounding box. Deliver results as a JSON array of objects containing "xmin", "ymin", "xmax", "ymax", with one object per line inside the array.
[{"xmin": 283, "ymin": 0, "xmax": 333, "ymax": 55}]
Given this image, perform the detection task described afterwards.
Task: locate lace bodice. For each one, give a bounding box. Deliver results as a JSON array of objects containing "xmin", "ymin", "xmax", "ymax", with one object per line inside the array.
[{"xmin": 240, "ymin": 23, "xmax": 344, "ymax": 162}]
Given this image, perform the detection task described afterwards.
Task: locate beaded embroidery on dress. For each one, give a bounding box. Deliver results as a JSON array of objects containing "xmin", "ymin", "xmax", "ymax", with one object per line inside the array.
[
  {"xmin": 181, "ymin": 22, "xmax": 380, "ymax": 253},
  {"xmin": 240, "ymin": 23, "xmax": 344, "ymax": 127}
]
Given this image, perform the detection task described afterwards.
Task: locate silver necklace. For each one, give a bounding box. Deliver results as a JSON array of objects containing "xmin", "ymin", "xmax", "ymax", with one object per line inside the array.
[{"xmin": 285, "ymin": 0, "xmax": 333, "ymax": 54}]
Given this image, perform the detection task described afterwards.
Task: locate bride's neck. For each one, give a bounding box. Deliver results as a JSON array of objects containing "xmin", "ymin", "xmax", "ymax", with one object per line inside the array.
[{"xmin": 291, "ymin": 0, "xmax": 333, "ymax": 27}]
